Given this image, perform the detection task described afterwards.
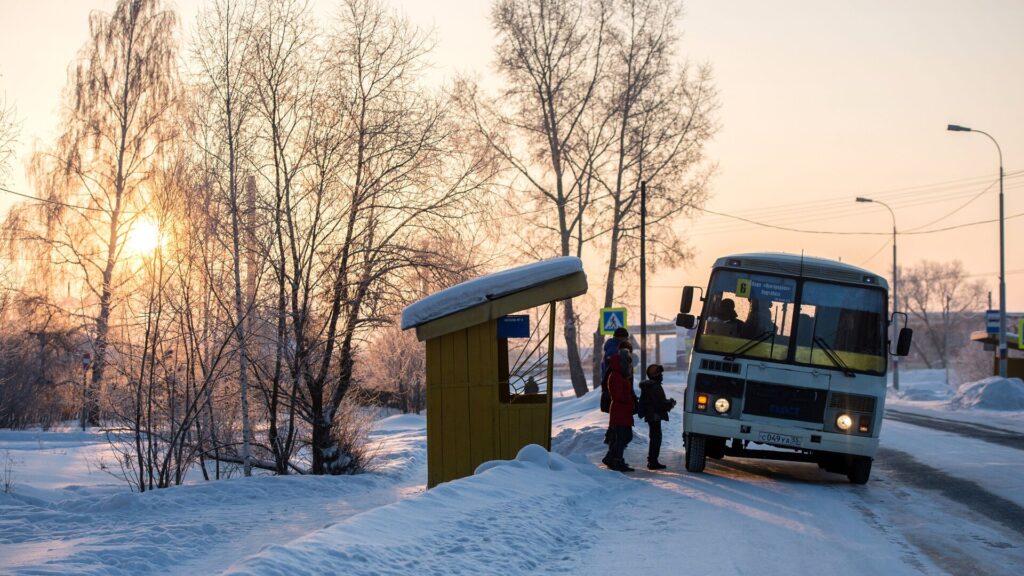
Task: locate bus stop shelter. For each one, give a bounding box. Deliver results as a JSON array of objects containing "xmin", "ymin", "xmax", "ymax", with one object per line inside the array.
[
  {"xmin": 401, "ymin": 257, "xmax": 588, "ymax": 488},
  {"xmin": 970, "ymin": 330, "xmax": 1024, "ymax": 379}
]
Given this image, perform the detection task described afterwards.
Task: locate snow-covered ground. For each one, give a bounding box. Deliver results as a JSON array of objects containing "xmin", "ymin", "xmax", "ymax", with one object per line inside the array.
[{"xmin": 2, "ymin": 370, "xmax": 1022, "ymax": 575}]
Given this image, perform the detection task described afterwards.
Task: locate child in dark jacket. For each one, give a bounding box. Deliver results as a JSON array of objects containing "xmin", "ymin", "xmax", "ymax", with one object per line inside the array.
[{"xmin": 639, "ymin": 364, "xmax": 676, "ymax": 470}]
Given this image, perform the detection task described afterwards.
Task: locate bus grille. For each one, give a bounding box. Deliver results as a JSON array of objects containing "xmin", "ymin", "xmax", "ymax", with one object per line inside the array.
[
  {"xmin": 828, "ymin": 393, "xmax": 876, "ymax": 413},
  {"xmin": 699, "ymin": 358, "xmax": 741, "ymax": 374},
  {"xmin": 742, "ymin": 381, "xmax": 826, "ymax": 423}
]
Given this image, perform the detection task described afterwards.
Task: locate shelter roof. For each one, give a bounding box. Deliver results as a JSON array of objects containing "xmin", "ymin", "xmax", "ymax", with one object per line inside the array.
[{"xmin": 401, "ymin": 257, "xmax": 587, "ymax": 341}]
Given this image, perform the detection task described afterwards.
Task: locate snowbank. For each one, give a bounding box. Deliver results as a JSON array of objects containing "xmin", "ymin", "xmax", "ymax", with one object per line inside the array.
[
  {"xmin": 890, "ymin": 369, "xmax": 955, "ymax": 401},
  {"xmin": 400, "ymin": 257, "xmax": 583, "ymax": 329},
  {"xmin": 224, "ymin": 444, "xmax": 611, "ymax": 576},
  {"xmin": 952, "ymin": 377, "xmax": 1024, "ymax": 411}
]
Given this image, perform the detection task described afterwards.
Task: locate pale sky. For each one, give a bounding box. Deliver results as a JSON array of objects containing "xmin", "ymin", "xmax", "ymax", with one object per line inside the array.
[{"xmin": 1, "ymin": 0, "xmax": 1023, "ymax": 321}]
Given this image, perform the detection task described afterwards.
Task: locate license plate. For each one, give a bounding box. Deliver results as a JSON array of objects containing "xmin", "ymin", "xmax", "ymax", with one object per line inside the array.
[{"xmin": 757, "ymin": 431, "xmax": 802, "ymax": 447}]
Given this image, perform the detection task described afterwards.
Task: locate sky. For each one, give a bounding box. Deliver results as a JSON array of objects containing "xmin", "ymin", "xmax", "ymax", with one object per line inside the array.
[{"xmin": 1, "ymin": 0, "xmax": 1023, "ymax": 323}]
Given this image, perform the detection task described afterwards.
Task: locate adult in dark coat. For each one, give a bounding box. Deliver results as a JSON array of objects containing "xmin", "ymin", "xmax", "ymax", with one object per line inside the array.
[
  {"xmin": 599, "ymin": 327, "xmax": 629, "ymax": 394},
  {"xmin": 602, "ymin": 349, "xmax": 635, "ymax": 472},
  {"xmin": 639, "ymin": 364, "xmax": 676, "ymax": 469}
]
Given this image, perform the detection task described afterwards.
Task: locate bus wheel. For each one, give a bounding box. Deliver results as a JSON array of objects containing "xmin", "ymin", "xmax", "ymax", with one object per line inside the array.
[
  {"xmin": 847, "ymin": 456, "xmax": 872, "ymax": 484},
  {"xmin": 685, "ymin": 434, "xmax": 707, "ymax": 473}
]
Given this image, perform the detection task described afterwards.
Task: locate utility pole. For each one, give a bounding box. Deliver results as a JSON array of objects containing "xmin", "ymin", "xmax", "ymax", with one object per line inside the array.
[{"xmin": 640, "ymin": 180, "xmax": 647, "ymax": 377}]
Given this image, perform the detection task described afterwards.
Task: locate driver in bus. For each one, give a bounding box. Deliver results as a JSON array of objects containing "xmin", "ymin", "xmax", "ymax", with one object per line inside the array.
[{"xmin": 709, "ymin": 298, "xmax": 744, "ymax": 336}]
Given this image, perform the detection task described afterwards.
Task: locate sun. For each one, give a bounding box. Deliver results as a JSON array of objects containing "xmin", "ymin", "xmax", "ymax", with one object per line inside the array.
[{"xmin": 127, "ymin": 218, "xmax": 161, "ymax": 256}]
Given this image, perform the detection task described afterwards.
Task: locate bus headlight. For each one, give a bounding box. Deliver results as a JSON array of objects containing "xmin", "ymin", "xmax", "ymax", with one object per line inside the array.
[
  {"xmin": 836, "ymin": 413, "xmax": 853, "ymax": 431},
  {"xmin": 714, "ymin": 398, "xmax": 731, "ymax": 414}
]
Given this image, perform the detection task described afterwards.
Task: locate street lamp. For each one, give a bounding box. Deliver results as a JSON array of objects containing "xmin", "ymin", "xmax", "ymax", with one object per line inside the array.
[
  {"xmin": 856, "ymin": 197, "xmax": 900, "ymax": 391},
  {"xmin": 948, "ymin": 124, "xmax": 1007, "ymax": 377}
]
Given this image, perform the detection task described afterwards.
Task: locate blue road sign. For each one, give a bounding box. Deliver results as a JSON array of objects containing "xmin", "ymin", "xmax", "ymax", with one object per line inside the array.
[
  {"xmin": 600, "ymin": 308, "xmax": 627, "ymax": 335},
  {"xmin": 986, "ymin": 309, "xmax": 1000, "ymax": 334}
]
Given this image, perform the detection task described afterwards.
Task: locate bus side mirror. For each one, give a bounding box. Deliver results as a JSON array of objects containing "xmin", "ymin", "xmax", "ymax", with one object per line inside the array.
[
  {"xmin": 681, "ymin": 287, "xmax": 694, "ymax": 313},
  {"xmin": 890, "ymin": 311, "xmax": 912, "ymax": 356},
  {"xmin": 680, "ymin": 286, "xmax": 701, "ymax": 314},
  {"xmin": 896, "ymin": 328, "xmax": 913, "ymax": 357},
  {"xmin": 677, "ymin": 314, "xmax": 697, "ymax": 329}
]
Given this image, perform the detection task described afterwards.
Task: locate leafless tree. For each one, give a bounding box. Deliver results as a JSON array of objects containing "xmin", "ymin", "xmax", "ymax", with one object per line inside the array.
[
  {"xmin": 192, "ymin": 0, "xmax": 258, "ymax": 476},
  {"xmin": 35, "ymin": 0, "xmax": 182, "ymax": 427},
  {"xmin": 900, "ymin": 260, "xmax": 987, "ymax": 371},
  {"xmin": 291, "ymin": 0, "xmax": 487, "ymax": 474},
  {"xmin": 242, "ymin": 0, "xmax": 318, "ymax": 475},
  {"xmin": 463, "ymin": 0, "xmax": 612, "ymax": 397},
  {"xmin": 0, "ymin": 95, "xmax": 18, "ymax": 185},
  {"xmin": 588, "ymin": 0, "xmax": 717, "ymax": 385}
]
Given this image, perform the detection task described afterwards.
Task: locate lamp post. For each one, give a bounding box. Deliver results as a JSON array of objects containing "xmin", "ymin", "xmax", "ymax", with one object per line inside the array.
[
  {"xmin": 856, "ymin": 196, "xmax": 899, "ymax": 391},
  {"xmin": 948, "ymin": 124, "xmax": 1006, "ymax": 377}
]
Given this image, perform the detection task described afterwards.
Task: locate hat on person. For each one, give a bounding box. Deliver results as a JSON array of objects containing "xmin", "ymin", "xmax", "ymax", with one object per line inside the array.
[
  {"xmin": 646, "ymin": 364, "xmax": 664, "ymax": 379},
  {"xmin": 613, "ymin": 327, "xmax": 628, "ymax": 339}
]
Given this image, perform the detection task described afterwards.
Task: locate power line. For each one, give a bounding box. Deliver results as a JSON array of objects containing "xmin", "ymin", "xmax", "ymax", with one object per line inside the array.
[
  {"xmin": 689, "ymin": 171, "xmax": 1024, "ymax": 236},
  {"xmin": 904, "ymin": 177, "xmax": 1000, "ymax": 232},
  {"xmin": 0, "ymin": 185, "xmax": 117, "ymax": 213},
  {"xmin": 692, "ymin": 204, "xmax": 1024, "ymax": 237}
]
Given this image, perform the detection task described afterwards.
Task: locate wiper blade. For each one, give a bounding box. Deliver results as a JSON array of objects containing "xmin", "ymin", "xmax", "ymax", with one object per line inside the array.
[
  {"xmin": 813, "ymin": 336, "xmax": 855, "ymax": 377},
  {"xmin": 724, "ymin": 330, "xmax": 774, "ymax": 361}
]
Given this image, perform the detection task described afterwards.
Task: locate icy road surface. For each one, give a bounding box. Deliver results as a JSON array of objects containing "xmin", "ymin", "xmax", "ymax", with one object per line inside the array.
[{"xmin": 1, "ymin": 372, "xmax": 1022, "ymax": 575}]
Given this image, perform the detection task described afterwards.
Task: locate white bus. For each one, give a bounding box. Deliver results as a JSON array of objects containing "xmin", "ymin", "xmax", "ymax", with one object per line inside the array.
[{"xmin": 676, "ymin": 253, "xmax": 912, "ymax": 484}]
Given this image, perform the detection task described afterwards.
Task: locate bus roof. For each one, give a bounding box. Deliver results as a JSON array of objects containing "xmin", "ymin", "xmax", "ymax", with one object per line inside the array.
[{"xmin": 712, "ymin": 252, "xmax": 888, "ymax": 290}]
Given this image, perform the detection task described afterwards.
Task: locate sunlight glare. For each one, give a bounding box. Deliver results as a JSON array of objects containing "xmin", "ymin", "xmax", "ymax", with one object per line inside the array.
[{"xmin": 127, "ymin": 218, "xmax": 161, "ymax": 256}]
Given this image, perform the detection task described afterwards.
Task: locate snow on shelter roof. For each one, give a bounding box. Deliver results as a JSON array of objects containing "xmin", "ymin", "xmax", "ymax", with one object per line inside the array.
[{"xmin": 400, "ymin": 257, "xmax": 586, "ymax": 332}]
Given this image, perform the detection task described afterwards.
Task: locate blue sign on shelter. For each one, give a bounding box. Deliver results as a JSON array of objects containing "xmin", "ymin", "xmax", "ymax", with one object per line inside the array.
[{"xmin": 497, "ymin": 315, "xmax": 530, "ymax": 338}]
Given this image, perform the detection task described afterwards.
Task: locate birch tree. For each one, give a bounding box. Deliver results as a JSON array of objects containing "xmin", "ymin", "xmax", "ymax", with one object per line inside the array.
[
  {"xmin": 192, "ymin": 0, "xmax": 257, "ymax": 476},
  {"xmin": 45, "ymin": 0, "xmax": 182, "ymax": 425},
  {"xmin": 0, "ymin": 96, "xmax": 17, "ymax": 185}
]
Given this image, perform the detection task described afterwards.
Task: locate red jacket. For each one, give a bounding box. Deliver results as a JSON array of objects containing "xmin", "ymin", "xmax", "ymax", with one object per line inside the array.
[{"xmin": 607, "ymin": 353, "xmax": 634, "ymax": 427}]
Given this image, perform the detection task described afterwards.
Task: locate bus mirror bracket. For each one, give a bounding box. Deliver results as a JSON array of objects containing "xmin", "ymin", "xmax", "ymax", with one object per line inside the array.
[
  {"xmin": 890, "ymin": 312, "xmax": 913, "ymax": 357},
  {"xmin": 677, "ymin": 314, "xmax": 698, "ymax": 329},
  {"xmin": 680, "ymin": 286, "xmax": 702, "ymax": 314}
]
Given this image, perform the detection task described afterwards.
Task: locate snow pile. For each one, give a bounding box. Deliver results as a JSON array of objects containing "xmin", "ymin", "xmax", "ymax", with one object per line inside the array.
[
  {"xmin": 951, "ymin": 376, "xmax": 1024, "ymax": 411},
  {"xmin": 400, "ymin": 257, "xmax": 583, "ymax": 329},
  {"xmin": 891, "ymin": 369, "xmax": 955, "ymax": 401},
  {"xmin": 224, "ymin": 444, "xmax": 610, "ymax": 576},
  {"xmin": 0, "ymin": 416, "xmax": 428, "ymax": 575}
]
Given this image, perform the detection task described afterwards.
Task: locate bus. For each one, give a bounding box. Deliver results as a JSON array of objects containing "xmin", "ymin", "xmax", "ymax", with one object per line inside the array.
[{"xmin": 676, "ymin": 252, "xmax": 912, "ymax": 484}]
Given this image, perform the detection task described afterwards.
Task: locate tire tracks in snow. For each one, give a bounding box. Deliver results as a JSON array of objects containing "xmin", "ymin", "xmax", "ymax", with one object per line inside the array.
[
  {"xmin": 874, "ymin": 447, "xmax": 1024, "ymax": 537},
  {"xmin": 885, "ymin": 410, "xmax": 1024, "ymax": 451}
]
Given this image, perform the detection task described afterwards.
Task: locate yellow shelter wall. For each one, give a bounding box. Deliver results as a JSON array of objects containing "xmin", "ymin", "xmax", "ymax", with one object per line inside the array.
[{"xmin": 425, "ymin": 320, "xmax": 551, "ymax": 488}]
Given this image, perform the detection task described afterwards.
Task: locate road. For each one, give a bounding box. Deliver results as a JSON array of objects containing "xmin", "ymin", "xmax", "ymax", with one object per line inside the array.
[{"xmin": 573, "ymin": 382, "xmax": 1024, "ymax": 576}]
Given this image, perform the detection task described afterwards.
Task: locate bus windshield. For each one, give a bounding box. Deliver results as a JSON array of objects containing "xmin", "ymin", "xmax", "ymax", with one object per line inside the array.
[
  {"xmin": 696, "ymin": 270, "xmax": 796, "ymax": 362},
  {"xmin": 695, "ymin": 270, "xmax": 888, "ymax": 374},
  {"xmin": 795, "ymin": 281, "xmax": 886, "ymax": 374}
]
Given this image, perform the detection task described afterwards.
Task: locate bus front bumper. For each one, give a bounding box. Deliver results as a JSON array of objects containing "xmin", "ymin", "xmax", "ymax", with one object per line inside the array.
[{"xmin": 684, "ymin": 412, "xmax": 879, "ymax": 458}]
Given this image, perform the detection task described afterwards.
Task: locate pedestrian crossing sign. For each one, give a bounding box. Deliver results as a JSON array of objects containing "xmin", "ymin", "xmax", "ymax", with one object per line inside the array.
[{"xmin": 599, "ymin": 308, "xmax": 627, "ymax": 335}]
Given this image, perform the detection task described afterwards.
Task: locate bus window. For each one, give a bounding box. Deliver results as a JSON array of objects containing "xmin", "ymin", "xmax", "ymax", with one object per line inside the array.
[
  {"xmin": 795, "ymin": 281, "xmax": 886, "ymax": 374},
  {"xmin": 696, "ymin": 270, "xmax": 795, "ymax": 362}
]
